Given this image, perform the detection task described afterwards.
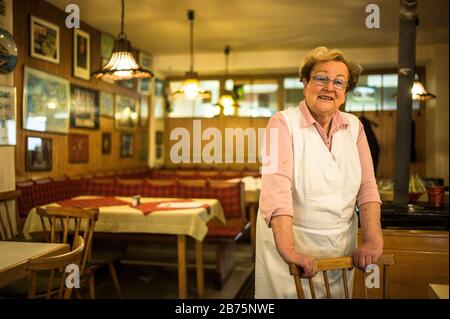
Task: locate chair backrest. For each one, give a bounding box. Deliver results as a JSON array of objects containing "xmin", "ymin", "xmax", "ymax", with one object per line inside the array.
[
  {"xmin": 36, "ymin": 206, "xmax": 99, "ymax": 275},
  {"xmin": 27, "ymin": 235, "xmax": 85, "ymax": 299},
  {"xmin": 289, "ymin": 254, "xmax": 395, "ymax": 299},
  {"xmin": 0, "ymin": 190, "xmax": 22, "ymax": 240}
]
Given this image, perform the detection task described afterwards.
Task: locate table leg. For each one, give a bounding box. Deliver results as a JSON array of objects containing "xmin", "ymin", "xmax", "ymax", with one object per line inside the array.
[
  {"xmin": 195, "ymin": 240, "xmax": 204, "ymax": 298},
  {"xmin": 249, "ymin": 203, "xmax": 257, "ymax": 257},
  {"xmin": 177, "ymin": 235, "xmax": 187, "ymax": 299}
]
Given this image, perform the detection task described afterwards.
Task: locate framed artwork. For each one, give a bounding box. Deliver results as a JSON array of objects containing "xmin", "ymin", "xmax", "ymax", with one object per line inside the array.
[
  {"xmin": 30, "ymin": 16, "xmax": 59, "ymax": 64},
  {"xmin": 100, "ymin": 32, "xmax": 114, "ymax": 59},
  {"xmin": 115, "ymin": 94, "xmax": 138, "ymax": 131},
  {"xmin": 23, "ymin": 67, "xmax": 70, "ymax": 134},
  {"xmin": 138, "ymin": 52, "xmax": 152, "ymax": 95},
  {"xmin": 73, "ymin": 29, "xmax": 90, "ymax": 80},
  {"xmin": 26, "ymin": 136, "xmax": 52, "ymax": 171},
  {"xmin": 0, "ymin": 85, "xmax": 16, "ymax": 145},
  {"xmin": 0, "ymin": 0, "xmax": 13, "ymax": 31},
  {"xmin": 68, "ymin": 133, "xmax": 89, "ymax": 163},
  {"xmin": 99, "ymin": 91, "xmax": 114, "ymax": 117},
  {"xmin": 102, "ymin": 132, "xmax": 111, "ymax": 154},
  {"xmin": 120, "ymin": 133, "xmax": 134, "ymax": 157},
  {"xmin": 155, "ymin": 78, "xmax": 164, "ymax": 97},
  {"xmin": 139, "ymin": 131, "xmax": 148, "ymax": 161},
  {"xmin": 118, "ymin": 78, "xmax": 136, "ymax": 91},
  {"xmin": 140, "ymin": 96, "xmax": 149, "ymax": 127},
  {"xmin": 70, "ymin": 85, "xmax": 99, "ymax": 129}
]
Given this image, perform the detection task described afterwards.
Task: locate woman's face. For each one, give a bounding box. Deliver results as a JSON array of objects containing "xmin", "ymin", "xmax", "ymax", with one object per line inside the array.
[{"xmin": 302, "ymin": 61, "xmax": 349, "ymax": 117}]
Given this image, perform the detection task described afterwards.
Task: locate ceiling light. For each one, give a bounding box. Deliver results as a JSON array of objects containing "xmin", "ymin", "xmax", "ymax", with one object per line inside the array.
[
  {"xmin": 91, "ymin": 0, "xmax": 153, "ymax": 81},
  {"xmin": 217, "ymin": 46, "xmax": 239, "ymax": 116}
]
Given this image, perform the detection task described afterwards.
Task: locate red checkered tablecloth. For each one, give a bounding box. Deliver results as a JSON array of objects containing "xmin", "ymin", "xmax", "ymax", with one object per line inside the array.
[{"xmin": 135, "ymin": 200, "xmax": 210, "ymax": 216}]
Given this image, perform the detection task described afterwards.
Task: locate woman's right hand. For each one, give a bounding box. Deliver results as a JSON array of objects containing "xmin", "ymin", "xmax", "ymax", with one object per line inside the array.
[{"xmin": 295, "ymin": 253, "xmax": 318, "ymax": 278}]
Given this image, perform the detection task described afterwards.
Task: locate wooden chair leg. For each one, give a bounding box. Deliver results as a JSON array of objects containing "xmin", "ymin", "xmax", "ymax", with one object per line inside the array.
[
  {"xmin": 89, "ymin": 274, "xmax": 96, "ymax": 299},
  {"xmin": 108, "ymin": 262, "xmax": 123, "ymax": 299}
]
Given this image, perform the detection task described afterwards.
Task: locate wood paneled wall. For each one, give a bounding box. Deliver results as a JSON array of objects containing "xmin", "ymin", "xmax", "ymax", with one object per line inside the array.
[
  {"xmin": 13, "ymin": 0, "xmax": 149, "ymax": 180},
  {"xmin": 164, "ymin": 116, "xmax": 270, "ymax": 170},
  {"xmin": 164, "ymin": 108, "xmax": 426, "ymax": 177}
]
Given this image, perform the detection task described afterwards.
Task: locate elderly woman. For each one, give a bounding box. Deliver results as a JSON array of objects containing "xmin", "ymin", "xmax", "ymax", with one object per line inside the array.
[{"xmin": 255, "ymin": 47, "xmax": 383, "ymax": 299}]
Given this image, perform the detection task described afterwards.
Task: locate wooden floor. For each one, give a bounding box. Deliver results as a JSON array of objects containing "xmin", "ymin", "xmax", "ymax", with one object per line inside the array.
[{"xmin": 94, "ymin": 239, "xmax": 255, "ymax": 299}]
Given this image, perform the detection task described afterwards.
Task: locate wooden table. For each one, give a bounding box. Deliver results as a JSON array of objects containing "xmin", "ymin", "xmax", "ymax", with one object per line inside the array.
[
  {"xmin": 22, "ymin": 196, "xmax": 225, "ymax": 299},
  {"xmin": 0, "ymin": 241, "xmax": 69, "ymax": 288}
]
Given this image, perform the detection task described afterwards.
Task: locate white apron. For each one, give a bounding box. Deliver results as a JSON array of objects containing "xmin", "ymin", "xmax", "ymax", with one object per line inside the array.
[{"xmin": 255, "ymin": 106, "xmax": 361, "ymax": 299}]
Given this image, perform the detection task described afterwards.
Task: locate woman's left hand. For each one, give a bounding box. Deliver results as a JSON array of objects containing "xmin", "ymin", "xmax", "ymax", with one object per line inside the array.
[{"xmin": 352, "ymin": 240, "xmax": 383, "ymax": 271}]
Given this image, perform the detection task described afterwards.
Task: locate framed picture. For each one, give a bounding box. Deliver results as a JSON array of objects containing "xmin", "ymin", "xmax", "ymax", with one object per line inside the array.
[
  {"xmin": 139, "ymin": 131, "xmax": 148, "ymax": 161},
  {"xmin": 102, "ymin": 132, "xmax": 111, "ymax": 154},
  {"xmin": 100, "ymin": 32, "xmax": 114, "ymax": 59},
  {"xmin": 115, "ymin": 94, "xmax": 138, "ymax": 131},
  {"xmin": 99, "ymin": 91, "xmax": 114, "ymax": 117},
  {"xmin": 0, "ymin": 85, "xmax": 16, "ymax": 145},
  {"xmin": 120, "ymin": 133, "xmax": 134, "ymax": 157},
  {"xmin": 30, "ymin": 16, "xmax": 59, "ymax": 64},
  {"xmin": 155, "ymin": 78, "xmax": 164, "ymax": 97},
  {"xmin": 138, "ymin": 52, "xmax": 152, "ymax": 95},
  {"xmin": 0, "ymin": 0, "xmax": 13, "ymax": 31},
  {"xmin": 140, "ymin": 96, "xmax": 149, "ymax": 127},
  {"xmin": 73, "ymin": 29, "xmax": 90, "ymax": 80},
  {"xmin": 68, "ymin": 133, "xmax": 89, "ymax": 163},
  {"xmin": 26, "ymin": 136, "xmax": 52, "ymax": 171},
  {"xmin": 118, "ymin": 78, "xmax": 136, "ymax": 91},
  {"xmin": 23, "ymin": 67, "xmax": 70, "ymax": 134},
  {"xmin": 70, "ymin": 85, "xmax": 99, "ymax": 129}
]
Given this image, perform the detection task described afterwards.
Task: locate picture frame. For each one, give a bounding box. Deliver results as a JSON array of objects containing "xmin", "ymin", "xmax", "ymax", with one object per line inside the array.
[
  {"xmin": 73, "ymin": 28, "xmax": 90, "ymax": 80},
  {"xmin": 23, "ymin": 67, "xmax": 70, "ymax": 134},
  {"xmin": 70, "ymin": 85, "xmax": 99, "ymax": 129},
  {"xmin": 102, "ymin": 132, "xmax": 111, "ymax": 154},
  {"xmin": 30, "ymin": 16, "xmax": 59, "ymax": 64},
  {"xmin": 138, "ymin": 51, "xmax": 152, "ymax": 95},
  {"xmin": 26, "ymin": 136, "xmax": 52, "ymax": 171},
  {"xmin": 120, "ymin": 133, "xmax": 134, "ymax": 157},
  {"xmin": 115, "ymin": 94, "xmax": 138, "ymax": 131},
  {"xmin": 140, "ymin": 96, "xmax": 149, "ymax": 127},
  {"xmin": 0, "ymin": 85, "xmax": 16, "ymax": 145},
  {"xmin": 155, "ymin": 78, "xmax": 164, "ymax": 97},
  {"xmin": 100, "ymin": 32, "xmax": 114, "ymax": 59},
  {"xmin": 68, "ymin": 133, "xmax": 89, "ymax": 163},
  {"xmin": 0, "ymin": 0, "xmax": 13, "ymax": 31},
  {"xmin": 99, "ymin": 91, "xmax": 114, "ymax": 118}
]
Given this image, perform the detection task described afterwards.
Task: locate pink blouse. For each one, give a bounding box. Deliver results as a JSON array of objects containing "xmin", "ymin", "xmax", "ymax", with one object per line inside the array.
[{"xmin": 260, "ymin": 101, "xmax": 381, "ymax": 226}]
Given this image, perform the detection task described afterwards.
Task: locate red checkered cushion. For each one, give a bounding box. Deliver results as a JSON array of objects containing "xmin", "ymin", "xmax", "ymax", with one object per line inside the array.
[
  {"xmin": 50, "ymin": 177, "xmax": 70, "ymax": 201},
  {"xmin": 84, "ymin": 179, "xmax": 117, "ymax": 196},
  {"xmin": 209, "ymin": 181, "xmax": 243, "ymax": 218},
  {"xmin": 16, "ymin": 181, "xmax": 35, "ymax": 217},
  {"xmin": 67, "ymin": 178, "xmax": 85, "ymax": 198},
  {"xmin": 33, "ymin": 179, "xmax": 54, "ymax": 206},
  {"xmin": 144, "ymin": 180, "xmax": 179, "ymax": 197},
  {"xmin": 115, "ymin": 180, "xmax": 146, "ymax": 196},
  {"xmin": 207, "ymin": 226, "xmax": 243, "ymax": 239},
  {"xmin": 177, "ymin": 180, "xmax": 210, "ymax": 198},
  {"xmin": 151, "ymin": 170, "xmax": 176, "ymax": 179}
]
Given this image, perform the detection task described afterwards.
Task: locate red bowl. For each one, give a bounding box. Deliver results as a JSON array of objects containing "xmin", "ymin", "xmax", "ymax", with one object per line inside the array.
[{"xmin": 408, "ymin": 192, "xmax": 424, "ymax": 204}]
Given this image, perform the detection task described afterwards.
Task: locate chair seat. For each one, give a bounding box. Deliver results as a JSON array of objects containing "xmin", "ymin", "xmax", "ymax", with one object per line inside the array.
[
  {"xmin": 0, "ymin": 271, "xmax": 63, "ymax": 298},
  {"xmin": 207, "ymin": 226, "xmax": 243, "ymax": 239}
]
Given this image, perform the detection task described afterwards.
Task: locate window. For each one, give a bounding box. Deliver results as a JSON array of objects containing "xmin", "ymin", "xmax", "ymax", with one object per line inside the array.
[
  {"xmin": 345, "ymin": 73, "xmax": 420, "ymax": 112},
  {"xmin": 283, "ymin": 77, "xmax": 304, "ymax": 109},
  {"xmin": 231, "ymin": 79, "xmax": 278, "ymax": 117},
  {"xmin": 167, "ymin": 80, "xmax": 220, "ymax": 118}
]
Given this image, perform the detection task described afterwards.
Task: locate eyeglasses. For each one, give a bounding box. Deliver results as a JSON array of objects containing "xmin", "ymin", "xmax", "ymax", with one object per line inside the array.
[{"xmin": 310, "ymin": 75, "xmax": 348, "ymax": 90}]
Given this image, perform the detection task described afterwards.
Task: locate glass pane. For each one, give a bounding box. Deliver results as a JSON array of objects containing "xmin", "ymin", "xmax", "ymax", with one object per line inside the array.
[
  {"xmin": 345, "ymin": 74, "xmax": 382, "ymax": 112},
  {"xmin": 168, "ymin": 80, "xmax": 220, "ymax": 118},
  {"xmin": 154, "ymin": 96, "xmax": 165, "ymax": 119},
  {"xmin": 234, "ymin": 79, "xmax": 278, "ymax": 117},
  {"xmin": 283, "ymin": 77, "xmax": 304, "ymax": 109}
]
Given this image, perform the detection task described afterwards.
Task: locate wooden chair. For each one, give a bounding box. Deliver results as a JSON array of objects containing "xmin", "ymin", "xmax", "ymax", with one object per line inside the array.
[
  {"xmin": 289, "ymin": 254, "xmax": 395, "ymax": 299},
  {"xmin": 36, "ymin": 206, "xmax": 122, "ymax": 298},
  {"xmin": 0, "ymin": 190, "xmax": 22, "ymax": 240},
  {"xmin": 27, "ymin": 235, "xmax": 85, "ymax": 299}
]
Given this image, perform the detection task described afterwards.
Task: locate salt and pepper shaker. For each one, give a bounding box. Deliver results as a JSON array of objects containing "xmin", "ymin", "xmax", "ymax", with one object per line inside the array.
[{"xmin": 132, "ymin": 195, "xmax": 141, "ymax": 206}]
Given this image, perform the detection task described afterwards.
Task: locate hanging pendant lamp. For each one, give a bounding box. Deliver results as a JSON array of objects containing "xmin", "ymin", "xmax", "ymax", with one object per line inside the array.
[
  {"xmin": 392, "ymin": 73, "xmax": 436, "ymax": 101},
  {"xmin": 171, "ymin": 10, "xmax": 210, "ymax": 99},
  {"xmin": 91, "ymin": 0, "xmax": 153, "ymax": 81},
  {"xmin": 217, "ymin": 45, "xmax": 239, "ymax": 116}
]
